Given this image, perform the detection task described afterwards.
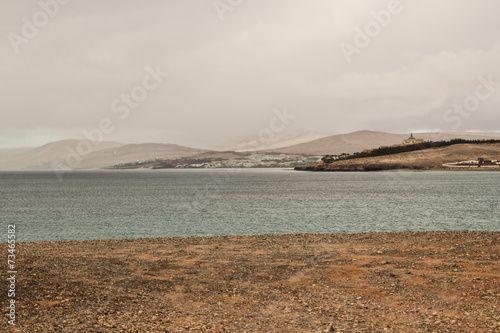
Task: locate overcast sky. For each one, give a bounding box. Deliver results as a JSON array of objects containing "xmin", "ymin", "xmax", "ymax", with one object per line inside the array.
[{"xmin": 1, "ymin": 0, "xmax": 500, "ymax": 149}]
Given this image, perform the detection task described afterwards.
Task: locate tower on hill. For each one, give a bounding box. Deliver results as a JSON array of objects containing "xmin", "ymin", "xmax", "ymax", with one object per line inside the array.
[{"xmin": 402, "ymin": 133, "xmax": 423, "ymax": 145}]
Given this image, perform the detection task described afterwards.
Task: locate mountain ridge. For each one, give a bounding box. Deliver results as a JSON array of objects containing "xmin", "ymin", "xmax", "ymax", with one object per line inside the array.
[
  {"xmin": 214, "ymin": 131, "xmax": 331, "ymax": 152},
  {"xmin": 261, "ymin": 131, "xmax": 500, "ymax": 155},
  {"xmin": 0, "ymin": 140, "xmax": 208, "ymax": 170},
  {"xmin": 2, "ymin": 131, "xmax": 500, "ymax": 170}
]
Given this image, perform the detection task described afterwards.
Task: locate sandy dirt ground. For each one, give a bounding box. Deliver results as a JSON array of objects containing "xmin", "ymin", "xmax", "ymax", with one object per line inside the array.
[{"xmin": 1, "ymin": 231, "xmax": 499, "ymax": 332}]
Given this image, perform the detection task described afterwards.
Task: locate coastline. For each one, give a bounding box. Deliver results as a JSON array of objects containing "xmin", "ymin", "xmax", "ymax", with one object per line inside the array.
[
  {"xmin": 295, "ymin": 143, "xmax": 500, "ymax": 172},
  {"xmin": 295, "ymin": 165, "xmax": 500, "ymax": 172},
  {"xmin": 3, "ymin": 231, "xmax": 499, "ymax": 332}
]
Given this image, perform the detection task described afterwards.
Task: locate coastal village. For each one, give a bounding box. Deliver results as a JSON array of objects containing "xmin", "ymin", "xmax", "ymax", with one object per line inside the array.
[
  {"xmin": 444, "ymin": 157, "xmax": 500, "ymax": 168},
  {"xmin": 111, "ymin": 133, "xmax": 500, "ymax": 170},
  {"xmin": 113, "ymin": 152, "xmax": 324, "ymax": 169}
]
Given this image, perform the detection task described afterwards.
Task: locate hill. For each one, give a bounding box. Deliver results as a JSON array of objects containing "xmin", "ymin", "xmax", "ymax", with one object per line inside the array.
[
  {"xmin": 78, "ymin": 143, "xmax": 209, "ymax": 169},
  {"xmin": 265, "ymin": 131, "xmax": 500, "ymax": 155},
  {"xmin": 0, "ymin": 140, "xmax": 124, "ymax": 170},
  {"xmin": 296, "ymin": 143, "xmax": 500, "ymax": 171},
  {"xmin": 214, "ymin": 131, "xmax": 330, "ymax": 152},
  {"xmin": 0, "ymin": 140, "xmax": 208, "ymax": 170},
  {"xmin": 2, "ymin": 131, "xmax": 500, "ymax": 170}
]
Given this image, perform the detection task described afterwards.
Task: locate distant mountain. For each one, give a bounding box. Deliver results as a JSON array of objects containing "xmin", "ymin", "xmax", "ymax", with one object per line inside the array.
[
  {"xmin": 2, "ymin": 131, "xmax": 500, "ymax": 170},
  {"xmin": 0, "ymin": 147, "xmax": 33, "ymax": 169},
  {"xmin": 214, "ymin": 131, "xmax": 330, "ymax": 152},
  {"xmin": 263, "ymin": 131, "xmax": 500, "ymax": 155},
  {"xmin": 0, "ymin": 140, "xmax": 208, "ymax": 170},
  {"xmin": 0, "ymin": 147, "xmax": 33, "ymax": 156},
  {"xmin": 78, "ymin": 143, "xmax": 209, "ymax": 169},
  {"xmin": 0, "ymin": 140, "xmax": 124, "ymax": 170}
]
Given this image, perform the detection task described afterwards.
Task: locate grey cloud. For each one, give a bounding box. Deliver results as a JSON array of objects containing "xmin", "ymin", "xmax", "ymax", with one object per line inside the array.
[{"xmin": 1, "ymin": 0, "xmax": 499, "ymax": 149}]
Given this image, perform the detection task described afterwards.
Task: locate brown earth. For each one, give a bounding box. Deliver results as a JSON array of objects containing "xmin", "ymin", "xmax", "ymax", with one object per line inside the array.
[
  {"xmin": 266, "ymin": 131, "xmax": 500, "ymax": 155},
  {"xmin": 2, "ymin": 232, "xmax": 499, "ymax": 332},
  {"xmin": 296, "ymin": 143, "xmax": 500, "ymax": 171}
]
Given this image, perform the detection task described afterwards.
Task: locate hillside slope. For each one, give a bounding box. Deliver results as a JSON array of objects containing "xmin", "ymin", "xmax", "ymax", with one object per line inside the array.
[
  {"xmin": 0, "ymin": 140, "xmax": 124, "ymax": 170},
  {"xmin": 78, "ymin": 143, "xmax": 209, "ymax": 169},
  {"xmin": 297, "ymin": 143, "xmax": 500, "ymax": 171},
  {"xmin": 0, "ymin": 141, "xmax": 208, "ymax": 170},
  {"xmin": 215, "ymin": 131, "xmax": 330, "ymax": 152},
  {"xmin": 267, "ymin": 131, "xmax": 500, "ymax": 155}
]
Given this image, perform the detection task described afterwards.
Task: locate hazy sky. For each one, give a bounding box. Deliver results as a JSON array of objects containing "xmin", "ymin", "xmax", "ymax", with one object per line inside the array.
[{"xmin": 1, "ymin": 0, "xmax": 500, "ymax": 149}]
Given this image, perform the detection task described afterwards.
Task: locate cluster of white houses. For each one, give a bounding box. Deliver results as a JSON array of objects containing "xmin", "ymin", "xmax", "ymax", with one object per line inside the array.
[{"xmin": 444, "ymin": 158, "xmax": 500, "ymax": 168}]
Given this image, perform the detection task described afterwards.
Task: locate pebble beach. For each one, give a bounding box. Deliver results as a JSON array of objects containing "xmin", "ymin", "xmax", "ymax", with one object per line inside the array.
[{"xmin": 2, "ymin": 231, "xmax": 499, "ymax": 332}]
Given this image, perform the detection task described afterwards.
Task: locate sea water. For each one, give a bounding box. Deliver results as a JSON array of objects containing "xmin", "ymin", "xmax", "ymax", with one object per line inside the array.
[{"xmin": 0, "ymin": 169, "xmax": 498, "ymax": 242}]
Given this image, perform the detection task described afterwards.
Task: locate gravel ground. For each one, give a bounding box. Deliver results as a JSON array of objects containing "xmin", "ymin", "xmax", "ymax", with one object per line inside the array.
[{"xmin": 1, "ymin": 231, "xmax": 499, "ymax": 332}]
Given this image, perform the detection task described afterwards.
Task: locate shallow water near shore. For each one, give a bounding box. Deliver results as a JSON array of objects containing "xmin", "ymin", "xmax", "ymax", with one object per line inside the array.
[{"xmin": 1, "ymin": 169, "xmax": 499, "ymax": 242}]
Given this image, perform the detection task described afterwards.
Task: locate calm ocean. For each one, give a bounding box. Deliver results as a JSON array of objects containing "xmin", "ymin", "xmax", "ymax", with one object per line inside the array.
[{"xmin": 1, "ymin": 169, "xmax": 498, "ymax": 242}]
